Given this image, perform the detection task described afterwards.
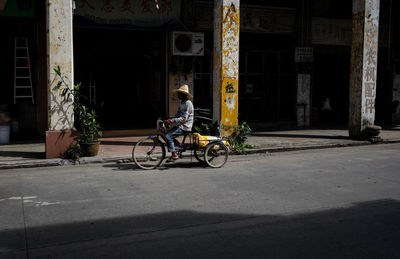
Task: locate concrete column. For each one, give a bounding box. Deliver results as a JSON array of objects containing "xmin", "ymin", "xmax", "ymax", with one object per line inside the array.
[
  {"xmin": 213, "ymin": 0, "xmax": 240, "ymax": 136},
  {"xmin": 349, "ymin": 0, "xmax": 380, "ymax": 137},
  {"xmin": 46, "ymin": 0, "xmax": 75, "ymax": 158}
]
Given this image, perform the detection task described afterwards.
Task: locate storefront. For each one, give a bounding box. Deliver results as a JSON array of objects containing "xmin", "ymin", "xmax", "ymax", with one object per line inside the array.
[
  {"xmin": 71, "ymin": 0, "xmax": 188, "ymax": 130},
  {"xmin": 0, "ymin": 0, "xmax": 397, "ymax": 158},
  {"xmin": 193, "ymin": 1, "xmax": 298, "ymax": 128},
  {"xmin": 73, "ymin": 28, "xmax": 166, "ymax": 129},
  {"xmin": 0, "ymin": 0, "xmax": 47, "ymax": 140}
]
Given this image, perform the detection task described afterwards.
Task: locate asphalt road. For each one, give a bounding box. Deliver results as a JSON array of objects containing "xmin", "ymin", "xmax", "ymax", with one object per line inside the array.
[{"xmin": 1, "ymin": 143, "xmax": 400, "ymax": 258}]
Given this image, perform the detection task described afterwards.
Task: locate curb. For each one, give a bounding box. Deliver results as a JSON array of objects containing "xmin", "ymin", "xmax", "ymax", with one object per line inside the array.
[
  {"xmin": 1, "ymin": 139, "xmax": 400, "ymax": 170},
  {"xmin": 0, "ymin": 155, "xmax": 131, "ymax": 170},
  {"xmin": 244, "ymin": 139, "xmax": 400, "ymax": 154}
]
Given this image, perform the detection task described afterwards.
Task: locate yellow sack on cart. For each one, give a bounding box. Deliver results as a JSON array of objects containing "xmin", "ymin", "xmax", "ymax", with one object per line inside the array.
[{"xmin": 192, "ymin": 133, "xmax": 229, "ymax": 148}]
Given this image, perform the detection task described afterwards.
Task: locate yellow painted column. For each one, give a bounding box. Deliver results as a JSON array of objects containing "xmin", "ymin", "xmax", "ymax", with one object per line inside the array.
[{"xmin": 213, "ymin": 0, "xmax": 240, "ymax": 136}]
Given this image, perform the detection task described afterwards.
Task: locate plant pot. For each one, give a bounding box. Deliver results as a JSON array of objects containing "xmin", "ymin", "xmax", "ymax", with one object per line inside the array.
[{"xmin": 80, "ymin": 141, "xmax": 100, "ymax": 157}]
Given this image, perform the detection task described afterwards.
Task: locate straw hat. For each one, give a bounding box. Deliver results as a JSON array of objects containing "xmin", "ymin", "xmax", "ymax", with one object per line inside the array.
[{"xmin": 173, "ymin": 84, "xmax": 193, "ymax": 99}]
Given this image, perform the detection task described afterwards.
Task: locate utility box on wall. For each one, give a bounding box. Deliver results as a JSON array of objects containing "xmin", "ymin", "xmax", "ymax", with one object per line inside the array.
[{"xmin": 172, "ymin": 31, "xmax": 204, "ymax": 56}]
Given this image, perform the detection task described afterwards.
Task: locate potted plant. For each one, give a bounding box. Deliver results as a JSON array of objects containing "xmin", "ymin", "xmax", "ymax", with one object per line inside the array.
[
  {"xmin": 54, "ymin": 66, "xmax": 102, "ymax": 157},
  {"xmin": 76, "ymin": 105, "xmax": 102, "ymax": 156}
]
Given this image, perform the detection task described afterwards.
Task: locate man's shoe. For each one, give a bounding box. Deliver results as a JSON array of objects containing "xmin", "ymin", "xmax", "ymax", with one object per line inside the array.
[{"xmin": 166, "ymin": 155, "xmax": 179, "ymax": 163}]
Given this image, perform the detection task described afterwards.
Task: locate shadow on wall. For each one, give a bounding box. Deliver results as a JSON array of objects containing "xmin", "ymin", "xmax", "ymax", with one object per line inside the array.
[{"xmin": 1, "ymin": 199, "xmax": 400, "ymax": 258}]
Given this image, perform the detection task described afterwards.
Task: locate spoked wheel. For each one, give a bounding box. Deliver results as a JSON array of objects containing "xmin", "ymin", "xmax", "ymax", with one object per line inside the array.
[
  {"xmin": 133, "ymin": 137, "xmax": 165, "ymax": 170},
  {"xmin": 204, "ymin": 142, "xmax": 229, "ymax": 168},
  {"xmin": 194, "ymin": 149, "xmax": 205, "ymax": 163}
]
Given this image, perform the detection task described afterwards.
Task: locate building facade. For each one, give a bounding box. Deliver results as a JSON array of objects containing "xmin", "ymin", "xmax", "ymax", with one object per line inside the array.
[{"xmin": 0, "ymin": 0, "xmax": 398, "ymax": 158}]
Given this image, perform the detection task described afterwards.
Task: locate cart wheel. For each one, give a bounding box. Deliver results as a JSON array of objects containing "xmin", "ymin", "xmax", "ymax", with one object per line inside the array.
[{"xmin": 204, "ymin": 142, "xmax": 228, "ymax": 168}]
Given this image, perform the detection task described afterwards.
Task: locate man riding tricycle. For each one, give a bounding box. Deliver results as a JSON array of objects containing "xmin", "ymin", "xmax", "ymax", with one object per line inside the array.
[{"xmin": 132, "ymin": 84, "xmax": 229, "ymax": 169}]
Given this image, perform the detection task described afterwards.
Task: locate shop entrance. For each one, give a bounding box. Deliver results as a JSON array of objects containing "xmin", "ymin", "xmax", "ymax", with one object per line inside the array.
[
  {"xmin": 313, "ymin": 47, "xmax": 350, "ymax": 124},
  {"xmin": 73, "ymin": 28, "xmax": 166, "ymax": 130},
  {"xmin": 239, "ymin": 49, "xmax": 296, "ymax": 124},
  {"xmin": 193, "ymin": 33, "xmax": 297, "ymax": 126}
]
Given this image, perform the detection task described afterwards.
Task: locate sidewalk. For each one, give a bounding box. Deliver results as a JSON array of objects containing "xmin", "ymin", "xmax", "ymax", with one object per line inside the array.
[{"xmin": 1, "ymin": 126, "xmax": 400, "ymax": 169}]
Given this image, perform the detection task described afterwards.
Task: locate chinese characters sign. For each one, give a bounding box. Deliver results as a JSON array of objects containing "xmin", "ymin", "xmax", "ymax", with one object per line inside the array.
[
  {"xmin": 195, "ymin": 2, "xmax": 295, "ymax": 34},
  {"xmin": 75, "ymin": 0, "xmax": 180, "ymax": 26},
  {"xmin": 221, "ymin": 77, "xmax": 238, "ymax": 135},
  {"xmin": 312, "ymin": 17, "xmax": 352, "ymax": 45},
  {"xmin": 295, "ymin": 47, "xmax": 313, "ymax": 63},
  {"xmin": 362, "ymin": 12, "xmax": 379, "ymax": 115}
]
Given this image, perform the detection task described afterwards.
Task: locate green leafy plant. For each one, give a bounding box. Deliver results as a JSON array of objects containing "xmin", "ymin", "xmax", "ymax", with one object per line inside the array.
[
  {"xmin": 75, "ymin": 105, "xmax": 102, "ymax": 143},
  {"xmin": 53, "ymin": 66, "xmax": 102, "ymax": 158},
  {"xmin": 194, "ymin": 121, "xmax": 219, "ymax": 136},
  {"xmin": 62, "ymin": 143, "xmax": 84, "ymax": 160},
  {"xmin": 229, "ymin": 122, "xmax": 253, "ymax": 154}
]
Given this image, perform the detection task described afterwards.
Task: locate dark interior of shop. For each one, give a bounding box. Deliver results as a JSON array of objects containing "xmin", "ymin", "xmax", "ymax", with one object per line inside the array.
[
  {"xmin": 73, "ymin": 28, "xmax": 166, "ymax": 129},
  {"xmin": 0, "ymin": 17, "xmax": 42, "ymax": 138}
]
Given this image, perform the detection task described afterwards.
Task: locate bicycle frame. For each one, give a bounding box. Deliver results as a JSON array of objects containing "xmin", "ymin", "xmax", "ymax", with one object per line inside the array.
[
  {"xmin": 159, "ymin": 119, "xmax": 230, "ymax": 153},
  {"xmin": 156, "ymin": 131, "xmax": 198, "ymax": 157}
]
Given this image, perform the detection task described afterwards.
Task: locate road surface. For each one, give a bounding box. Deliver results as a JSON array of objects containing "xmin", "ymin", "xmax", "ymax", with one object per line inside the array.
[{"xmin": 1, "ymin": 143, "xmax": 400, "ymax": 258}]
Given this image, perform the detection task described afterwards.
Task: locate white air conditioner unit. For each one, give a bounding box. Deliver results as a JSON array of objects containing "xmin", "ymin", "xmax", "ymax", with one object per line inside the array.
[{"xmin": 172, "ymin": 31, "xmax": 204, "ymax": 56}]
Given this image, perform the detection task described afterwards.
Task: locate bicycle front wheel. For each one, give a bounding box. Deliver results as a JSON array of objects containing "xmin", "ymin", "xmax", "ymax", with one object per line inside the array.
[
  {"xmin": 204, "ymin": 142, "xmax": 228, "ymax": 168},
  {"xmin": 133, "ymin": 137, "xmax": 165, "ymax": 170}
]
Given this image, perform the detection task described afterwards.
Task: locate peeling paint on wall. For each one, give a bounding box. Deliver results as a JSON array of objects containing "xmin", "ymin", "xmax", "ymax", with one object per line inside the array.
[
  {"xmin": 47, "ymin": 0, "xmax": 74, "ymax": 131},
  {"xmin": 349, "ymin": 0, "xmax": 379, "ymax": 137},
  {"xmin": 213, "ymin": 0, "xmax": 240, "ymax": 136}
]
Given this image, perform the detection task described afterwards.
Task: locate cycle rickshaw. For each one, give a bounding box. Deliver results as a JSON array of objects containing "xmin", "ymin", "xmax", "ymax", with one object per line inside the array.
[{"xmin": 132, "ymin": 111, "xmax": 229, "ymax": 170}]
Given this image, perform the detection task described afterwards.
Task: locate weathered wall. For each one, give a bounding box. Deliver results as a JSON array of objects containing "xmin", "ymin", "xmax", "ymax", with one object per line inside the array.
[
  {"xmin": 349, "ymin": 0, "xmax": 380, "ymax": 137},
  {"xmin": 47, "ymin": 0, "xmax": 74, "ymax": 131},
  {"xmin": 213, "ymin": 0, "xmax": 240, "ymax": 136}
]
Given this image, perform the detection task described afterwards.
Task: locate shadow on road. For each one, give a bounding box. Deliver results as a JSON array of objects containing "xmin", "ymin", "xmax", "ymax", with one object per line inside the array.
[
  {"xmin": 103, "ymin": 160, "xmax": 208, "ymax": 171},
  {"xmin": 0, "ymin": 151, "xmax": 45, "ymax": 159},
  {"xmin": 1, "ymin": 199, "xmax": 400, "ymax": 258}
]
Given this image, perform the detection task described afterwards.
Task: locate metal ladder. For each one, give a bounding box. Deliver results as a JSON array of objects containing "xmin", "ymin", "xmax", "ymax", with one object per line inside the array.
[{"xmin": 14, "ymin": 37, "xmax": 34, "ymax": 104}]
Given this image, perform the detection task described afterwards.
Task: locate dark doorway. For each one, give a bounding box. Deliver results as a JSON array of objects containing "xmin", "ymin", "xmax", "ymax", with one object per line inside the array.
[
  {"xmin": 193, "ymin": 31, "xmax": 213, "ymax": 111},
  {"xmin": 313, "ymin": 46, "xmax": 350, "ymax": 124},
  {"xmin": 74, "ymin": 28, "xmax": 166, "ymax": 129},
  {"xmin": 239, "ymin": 49, "xmax": 296, "ymax": 123}
]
